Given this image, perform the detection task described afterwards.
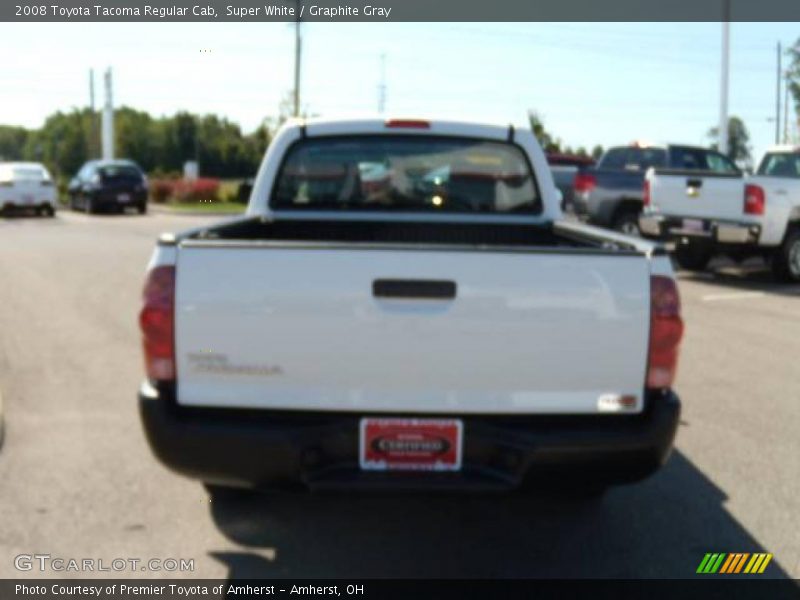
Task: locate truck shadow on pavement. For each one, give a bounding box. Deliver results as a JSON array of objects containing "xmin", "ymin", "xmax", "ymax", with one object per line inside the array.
[
  {"xmin": 206, "ymin": 451, "xmax": 790, "ymax": 579},
  {"xmin": 675, "ymin": 258, "xmax": 800, "ymax": 297}
]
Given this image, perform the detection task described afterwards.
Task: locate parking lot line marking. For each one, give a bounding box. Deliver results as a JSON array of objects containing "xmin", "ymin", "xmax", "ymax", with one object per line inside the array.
[{"xmin": 701, "ymin": 292, "xmax": 765, "ymax": 302}]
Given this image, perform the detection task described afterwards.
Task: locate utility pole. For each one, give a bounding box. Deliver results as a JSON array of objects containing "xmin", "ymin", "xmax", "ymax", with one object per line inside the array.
[
  {"xmin": 784, "ymin": 72, "xmax": 790, "ymax": 143},
  {"xmin": 776, "ymin": 42, "xmax": 782, "ymax": 144},
  {"xmin": 377, "ymin": 53, "xmax": 387, "ymax": 114},
  {"xmin": 101, "ymin": 67, "xmax": 114, "ymax": 160},
  {"xmin": 718, "ymin": 12, "xmax": 730, "ymax": 156},
  {"xmin": 89, "ymin": 69, "xmax": 97, "ymax": 158},
  {"xmin": 293, "ymin": 2, "xmax": 302, "ymax": 117}
]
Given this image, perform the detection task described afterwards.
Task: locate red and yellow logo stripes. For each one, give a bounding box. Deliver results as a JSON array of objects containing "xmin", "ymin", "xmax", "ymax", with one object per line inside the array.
[{"xmin": 696, "ymin": 552, "xmax": 773, "ymax": 574}]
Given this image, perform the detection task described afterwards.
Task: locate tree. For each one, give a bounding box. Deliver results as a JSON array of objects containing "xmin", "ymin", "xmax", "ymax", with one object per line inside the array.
[
  {"xmin": 0, "ymin": 126, "xmax": 29, "ymax": 161},
  {"xmin": 591, "ymin": 145, "xmax": 604, "ymax": 159},
  {"xmin": 527, "ymin": 111, "xmax": 561, "ymax": 153},
  {"xmin": 707, "ymin": 116, "xmax": 751, "ymax": 163},
  {"xmin": 23, "ymin": 110, "xmax": 91, "ymax": 178},
  {"xmin": 0, "ymin": 97, "xmax": 290, "ymax": 180},
  {"xmin": 115, "ymin": 107, "xmax": 159, "ymax": 171},
  {"xmin": 786, "ymin": 39, "xmax": 800, "ymax": 125}
]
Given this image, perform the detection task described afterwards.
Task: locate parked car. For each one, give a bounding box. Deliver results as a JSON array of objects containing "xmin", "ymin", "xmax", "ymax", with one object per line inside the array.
[
  {"xmin": 546, "ymin": 152, "xmax": 594, "ymax": 213},
  {"xmin": 573, "ymin": 143, "xmax": 733, "ymax": 235},
  {"xmin": 640, "ymin": 145, "xmax": 800, "ymax": 282},
  {"xmin": 68, "ymin": 160, "xmax": 148, "ymax": 214},
  {"xmin": 0, "ymin": 162, "xmax": 56, "ymax": 216},
  {"xmin": 138, "ymin": 117, "xmax": 683, "ymax": 497}
]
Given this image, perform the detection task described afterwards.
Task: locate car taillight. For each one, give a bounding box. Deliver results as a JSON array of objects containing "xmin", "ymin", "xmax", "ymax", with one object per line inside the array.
[
  {"xmin": 643, "ymin": 179, "xmax": 651, "ymax": 206},
  {"xmin": 647, "ymin": 276, "xmax": 684, "ymax": 390},
  {"xmin": 385, "ymin": 119, "xmax": 430, "ymax": 129},
  {"xmin": 573, "ymin": 172, "xmax": 596, "ymax": 194},
  {"xmin": 744, "ymin": 184, "xmax": 765, "ymax": 215},
  {"xmin": 139, "ymin": 265, "xmax": 175, "ymax": 382}
]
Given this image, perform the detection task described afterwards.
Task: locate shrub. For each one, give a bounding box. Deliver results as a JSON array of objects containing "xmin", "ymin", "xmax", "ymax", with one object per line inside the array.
[
  {"xmin": 171, "ymin": 178, "xmax": 220, "ymax": 203},
  {"xmin": 149, "ymin": 179, "xmax": 174, "ymax": 204}
]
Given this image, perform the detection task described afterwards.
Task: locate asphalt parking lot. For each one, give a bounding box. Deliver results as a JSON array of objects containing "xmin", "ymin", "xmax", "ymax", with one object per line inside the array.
[{"xmin": 0, "ymin": 210, "xmax": 798, "ymax": 579}]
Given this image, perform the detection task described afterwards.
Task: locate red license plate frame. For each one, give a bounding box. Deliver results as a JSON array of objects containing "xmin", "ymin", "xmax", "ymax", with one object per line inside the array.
[{"xmin": 359, "ymin": 417, "xmax": 463, "ymax": 472}]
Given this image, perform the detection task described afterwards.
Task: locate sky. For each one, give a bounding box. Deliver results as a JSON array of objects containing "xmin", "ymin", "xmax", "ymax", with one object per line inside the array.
[{"xmin": 1, "ymin": 22, "xmax": 798, "ymax": 160}]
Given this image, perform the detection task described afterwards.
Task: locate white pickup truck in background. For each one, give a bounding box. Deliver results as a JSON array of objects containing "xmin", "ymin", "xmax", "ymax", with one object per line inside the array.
[
  {"xmin": 138, "ymin": 118, "xmax": 683, "ymax": 496},
  {"xmin": 640, "ymin": 145, "xmax": 800, "ymax": 281}
]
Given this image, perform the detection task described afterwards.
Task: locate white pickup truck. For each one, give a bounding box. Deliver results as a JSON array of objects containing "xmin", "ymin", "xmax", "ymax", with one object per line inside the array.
[
  {"xmin": 138, "ymin": 118, "xmax": 683, "ymax": 495},
  {"xmin": 639, "ymin": 145, "xmax": 800, "ymax": 281}
]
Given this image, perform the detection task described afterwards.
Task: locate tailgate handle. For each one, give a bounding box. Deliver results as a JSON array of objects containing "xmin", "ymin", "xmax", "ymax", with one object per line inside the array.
[
  {"xmin": 373, "ymin": 279, "xmax": 457, "ymax": 300},
  {"xmin": 686, "ymin": 178, "xmax": 703, "ymax": 188}
]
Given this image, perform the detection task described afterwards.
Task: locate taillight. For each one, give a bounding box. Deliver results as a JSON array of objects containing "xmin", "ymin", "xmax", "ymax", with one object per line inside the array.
[
  {"xmin": 139, "ymin": 265, "xmax": 175, "ymax": 382},
  {"xmin": 385, "ymin": 119, "xmax": 430, "ymax": 129},
  {"xmin": 573, "ymin": 172, "xmax": 596, "ymax": 194},
  {"xmin": 643, "ymin": 179, "xmax": 651, "ymax": 206},
  {"xmin": 647, "ymin": 276, "xmax": 684, "ymax": 390},
  {"xmin": 744, "ymin": 184, "xmax": 765, "ymax": 215}
]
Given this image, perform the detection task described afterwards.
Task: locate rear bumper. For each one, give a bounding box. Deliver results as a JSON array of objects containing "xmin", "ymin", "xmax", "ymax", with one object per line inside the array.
[
  {"xmin": 94, "ymin": 190, "xmax": 147, "ymax": 207},
  {"xmin": 639, "ymin": 214, "xmax": 761, "ymax": 246},
  {"xmin": 139, "ymin": 384, "xmax": 681, "ymax": 492},
  {"xmin": 2, "ymin": 199, "xmax": 56, "ymax": 210}
]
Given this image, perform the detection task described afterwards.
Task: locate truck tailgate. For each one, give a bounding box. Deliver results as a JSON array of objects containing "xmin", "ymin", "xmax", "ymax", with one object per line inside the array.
[
  {"xmin": 174, "ymin": 244, "xmax": 650, "ymax": 414},
  {"xmin": 648, "ymin": 170, "xmax": 747, "ymax": 222}
]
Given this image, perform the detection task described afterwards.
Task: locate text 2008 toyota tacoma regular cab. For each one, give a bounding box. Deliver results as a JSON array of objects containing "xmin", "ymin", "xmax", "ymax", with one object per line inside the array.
[{"xmin": 138, "ymin": 118, "xmax": 684, "ymax": 495}]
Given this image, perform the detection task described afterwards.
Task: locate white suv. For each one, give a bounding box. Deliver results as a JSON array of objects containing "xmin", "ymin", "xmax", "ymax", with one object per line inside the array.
[{"xmin": 0, "ymin": 162, "xmax": 57, "ymax": 216}]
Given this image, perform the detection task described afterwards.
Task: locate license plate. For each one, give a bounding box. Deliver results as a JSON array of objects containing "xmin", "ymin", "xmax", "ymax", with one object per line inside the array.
[
  {"xmin": 682, "ymin": 218, "xmax": 704, "ymax": 232},
  {"xmin": 118, "ymin": 193, "xmax": 130, "ymax": 202},
  {"xmin": 22, "ymin": 194, "xmax": 34, "ymax": 203},
  {"xmin": 359, "ymin": 418, "xmax": 463, "ymax": 472}
]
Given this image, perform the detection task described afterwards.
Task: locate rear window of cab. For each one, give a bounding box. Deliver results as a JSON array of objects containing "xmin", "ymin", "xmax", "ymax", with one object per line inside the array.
[
  {"xmin": 0, "ymin": 165, "xmax": 50, "ymax": 182},
  {"xmin": 272, "ymin": 136, "xmax": 542, "ymax": 215},
  {"xmin": 599, "ymin": 147, "xmax": 667, "ymax": 171},
  {"xmin": 757, "ymin": 153, "xmax": 800, "ymax": 178}
]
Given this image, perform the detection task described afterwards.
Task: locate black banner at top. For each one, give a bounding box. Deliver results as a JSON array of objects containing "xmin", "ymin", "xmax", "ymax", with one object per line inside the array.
[{"xmin": 3, "ymin": 0, "xmax": 800, "ymax": 22}]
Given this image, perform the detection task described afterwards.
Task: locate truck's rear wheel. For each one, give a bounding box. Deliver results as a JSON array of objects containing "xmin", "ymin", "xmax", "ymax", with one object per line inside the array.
[
  {"xmin": 613, "ymin": 211, "xmax": 640, "ymax": 236},
  {"xmin": 771, "ymin": 228, "xmax": 800, "ymax": 283},
  {"xmin": 674, "ymin": 243, "xmax": 712, "ymax": 272}
]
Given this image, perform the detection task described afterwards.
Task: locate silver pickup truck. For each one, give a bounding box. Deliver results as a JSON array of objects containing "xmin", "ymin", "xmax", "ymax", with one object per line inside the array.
[{"xmin": 138, "ymin": 118, "xmax": 684, "ymax": 496}]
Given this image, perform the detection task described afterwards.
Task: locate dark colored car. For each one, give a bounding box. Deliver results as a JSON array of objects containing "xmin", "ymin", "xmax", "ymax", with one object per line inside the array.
[
  {"xmin": 68, "ymin": 160, "xmax": 148, "ymax": 214},
  {"xmin": 546, "ymin": 153, "xmax": 595, "ymax": 212}
]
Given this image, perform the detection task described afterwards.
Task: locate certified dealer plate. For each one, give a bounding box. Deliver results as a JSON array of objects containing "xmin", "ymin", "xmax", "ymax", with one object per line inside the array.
[{"xmin": 359, "ymin": 418, "xmax": 463, "ymax": 471}]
